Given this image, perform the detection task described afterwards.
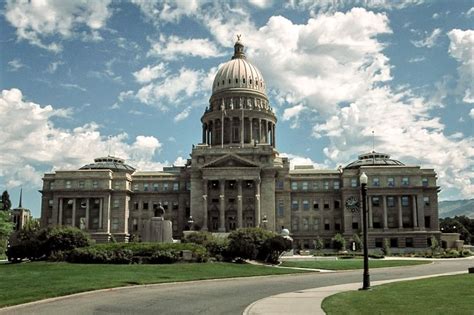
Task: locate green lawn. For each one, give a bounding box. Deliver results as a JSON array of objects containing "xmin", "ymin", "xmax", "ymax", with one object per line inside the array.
[
  {"xmin": 0, "ymin": 262, "xmax": 310, "ymax": 307},
  {"xmin": 280, "ymin": 259, "xmax": 430, "ymax": 270},
  {"xmin": 322, "ymin": 274, "xmax": 474, "ymax": 315}
]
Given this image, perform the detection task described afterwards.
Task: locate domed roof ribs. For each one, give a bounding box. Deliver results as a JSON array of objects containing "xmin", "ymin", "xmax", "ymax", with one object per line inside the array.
[{"xmin": 232, "ymin": 34, "xmax": 246, "ymax": 60}]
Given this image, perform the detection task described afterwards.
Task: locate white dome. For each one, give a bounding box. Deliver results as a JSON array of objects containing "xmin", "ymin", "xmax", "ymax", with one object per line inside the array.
[{"xmin": 212, "ymin": 41, "xmax": 266, "ymax": 95}]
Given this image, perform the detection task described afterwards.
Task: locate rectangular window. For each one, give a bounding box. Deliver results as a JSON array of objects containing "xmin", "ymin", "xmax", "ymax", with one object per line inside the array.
[
  {"xmin": 324, "ymin": 201, "xmax": 330, "ymax": 209},
  {"xmin": 423, "ymin": 196, "xmax": 430, "ymax": 206},
  {"xmin": 313, "ymin": 218, "xmax": 320, "ymax": 231},
  {"xmin": 372, "ymin": 178, "xmax": 380, "ymax": 187},
  {"xmin": 172, "ymin": 202, "xmax": 179, "ymax": 210},
  {"xmin": 313, "ymin": 201, "xmax": 319, "ymax": 210},
  {"xmin": 111, "ymin": 218, "xmax": 119, "ymax": 231},
  {"xmin": 49, "ymin": 182, "xmax": 55, "ymax": 190},
  {"xmin": 302, "ymin": 181, "xmax": 308, "ymax": 190},
  {"xmin": 390, "ymin": 238, "xmax": 398, "ymax": 248},
  {"xmin": 113, "ymin": 199, "xmax": 119, "ymax": 208},
  {"xmin": 292, "ymin": 218, "xmax": 299, "ymax": 231},
  {"xmin": 373, "ymin": 217, "xmax": 381, "ymax": 229},
  {"xmin": 334, "ymin": 200, "xmax": 341, "ymax": 209},
  {"xmin": 387, "ymin": 196, "xmax": 395, "ymax": 207},
  {"xmin": 324, "ymin": 219, "xmax": 330, "ymax": 231},
  {"xmin": 405, "ymin": 237, "xmax": 414, "ymax": 248},
  {"xmin": 388, "ymin": 177, "xmax": 395, "ymax": 187},
  {"xmin": 303, "ymin": 200, "xmax": 309, "ymax": 210},
  {"xmin": 48, "ymin": 199, "xmax": 54, "ymax": 207},
  {"xmin": 402, "ymin": 196, "xmax": 409, "ymax": 207},
  {"xmin": 66, "ymin": 181, "xmax": 72, "ymax": 189},
  {"xmin": 173, "ymin": 182, "xmax": 179, "ymax": 191},
  {"xmin": 276, "ymin": 180, "xmax": 284, "ymax": 190},
  {"xmin": 422, "ymin": 178, "xmax": 428, "ymax": 187},
  {"xmin": 425, "ymin": 216, "xmax": 431, "ymax": 228},
  {"xmin": 334, "ymin": 181, "xmax": 340, "ymax": 190},
  {"xmin": 334, "ymin": 219, "xmax": 341, "ymax": 231},
  {"xmin": 291, "ymin": 200, "xmax": 299, "ymax": 210},
  {"xmin": 79, "ymin": 181, "xmax": 85, "ymax": 189},
  {"xmin": 324, "ymin": 181, "xmax": 329, "ymax": 190},
  {"xmin": 153, "ymin": 183, "xmax": 159, "ymax": 191},
  {"xmin": 352, "ymin": 221, "xmax": 359, "ymax": 230},
  {"xmin": 375, "ymin": 238, "xmax": 383, "ymax": 248},
  {"xmin": 277, "ymin": 200, "xmax": 284, "ymax": 217},
  {"xmin": 372, "ymin": 197, "xmax": 380, "ymax": 207},
  {"xmin": 302, "ymin": 218, "xmax": 309, "ymax": 231},
  {"xmin": 133, "ymin": 184, "xmax": 139, "ymax": 191},
  {"xmin": 163, "ymin": 183, "xmax": 169, "ymax": 191},
  {"xmin": 92, "ymin": 181, "xmax": 98, "ymax": 188},
  {"xmin": 143, "ymin": 202, "xmax": 149, "ymax": 210},
  {"xmin": 312, "ymin": 181, "xmax": 319, "ymax": 190},
  {"xmin": 186, "ymin": 182, "xmax": 191, "ymax": 191},
  {"xmin": 291, "ymin": 182, "xmax": 298, "ymax": 191},
  {"xmin": 351, "ymin": 178, "xmax": 358, "ymax": 187},
  {"xmin": 143, "ymin": 183, "xmax": 149, "ymax": 191},
  {"xmin": 114, "ymin": 182, "xmax": 120, "ymax": 189},
  {"xmin": 134, "ymin": 202, "xmax": 139, "ymax": 210},
  {"xmin": 163, "ymin": 201, "xmax": 169, "ymax": 210},
  {"xmin": 402, "ymin": 177, "xmax": 409, "ymax": 186}
]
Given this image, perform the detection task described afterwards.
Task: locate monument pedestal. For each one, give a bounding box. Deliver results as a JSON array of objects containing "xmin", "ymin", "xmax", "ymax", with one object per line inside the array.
[{"xmin": 141, "ymin": 217, "xmax": 173, "ymax": 243}]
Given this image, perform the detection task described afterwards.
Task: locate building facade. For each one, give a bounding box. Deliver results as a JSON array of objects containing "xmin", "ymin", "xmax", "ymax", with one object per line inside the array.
[{"xmin": 40, "ymin": 39, "xmax": 440, "ymax": 249}]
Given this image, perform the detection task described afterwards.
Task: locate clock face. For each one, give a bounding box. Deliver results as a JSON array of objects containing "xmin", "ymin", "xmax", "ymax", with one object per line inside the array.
[{"xmin": 345, "ymin": 196, "xmax": 360, "ymax": 213}]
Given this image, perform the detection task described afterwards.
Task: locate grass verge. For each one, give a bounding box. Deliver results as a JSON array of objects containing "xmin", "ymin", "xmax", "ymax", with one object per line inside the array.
[
  {"xmin": 322, "ymin": 274, "xmax": 474, "ymax": 314},
  {"xmin": 280, "ymin": 259, "xmax": 430, "ymax": 270},
  {"xmin": 0, "ymin": 262, "xmax": 310, "ymax": 308}
]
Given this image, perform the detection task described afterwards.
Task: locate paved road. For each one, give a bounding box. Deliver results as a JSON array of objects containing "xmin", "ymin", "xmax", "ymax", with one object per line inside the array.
[{"xmin": 2, "ymin": 258, "xmax": 473, "ymax": 315}]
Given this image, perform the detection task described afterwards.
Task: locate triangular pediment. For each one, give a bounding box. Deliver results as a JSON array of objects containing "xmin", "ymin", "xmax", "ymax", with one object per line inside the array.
[{"xmin": 203, "ymin": 154, "xmax": 259, "ymax": 168}]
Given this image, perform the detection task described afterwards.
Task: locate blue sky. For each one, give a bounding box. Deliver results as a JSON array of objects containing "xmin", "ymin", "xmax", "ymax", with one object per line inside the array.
[{"xmin": 0, "ymin": 0, "xmax": 473, "ymax": 217}]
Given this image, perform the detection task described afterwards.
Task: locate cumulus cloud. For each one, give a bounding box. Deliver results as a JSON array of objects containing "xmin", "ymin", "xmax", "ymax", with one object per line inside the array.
[
  {"xmin": 248, "ymin": 0, "xmax": 273, "ymax": 9},
  {"xmin": 280, "ymin": 153, "xmax": 326, "ymax": 170},
  {"xmin": 4, "ymin": 0, "xmax": 112, "ymax": 52},
  {"xmin": 470, "ymin": 108, "xmax": 474, "ymax": 119},
  {"xmin": 132, "ymin": 0, "xmax": 200, "ymax": 25},
  {"xmin": 174, "ymin": 107, "xmax": 191, "ymax": 122},
  {"xmin": 0, "ymin": 88, "xmax": 165, "ymax": 188},
  {"xmin": 411, "ymin": 28, "xmax": 442, "ymax": 48},
  {"xmin": 133, "ymin": 63, "xmax": 168, "ymax": 83},
  {"xmin": 285, "ymin": 0, "xmax": 425, "ymax": 14},
  {"xmin": 447, "ymin": 29, "xmax": 474, "ymax": 103},
  {"xmin": 148, "ymin": 35, "xmax": 224, "ymax": 60}
]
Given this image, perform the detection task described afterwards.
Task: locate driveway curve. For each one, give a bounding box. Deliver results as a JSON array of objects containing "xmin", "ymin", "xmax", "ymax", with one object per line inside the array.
[{"xmin": 1, "ymin": 258, "xmax": 472, "ymax": 315}]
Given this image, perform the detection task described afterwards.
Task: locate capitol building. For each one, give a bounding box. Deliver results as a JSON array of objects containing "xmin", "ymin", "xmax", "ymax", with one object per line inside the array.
[{"xmin": 40, "ymin": 39, "xmax": 440, "ymax": 250}]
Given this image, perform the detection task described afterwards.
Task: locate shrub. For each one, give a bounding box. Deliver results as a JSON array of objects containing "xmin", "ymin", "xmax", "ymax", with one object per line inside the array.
[
  {"xmin": 313, "ymin": 237, "xmax": 324, "ymax": 251},
  {"xmin": 66, "ymin": 242, "xmax": 208, "ymax": 264},
  {"xmin": 182, "ymin": 231, "xmax": 213, "ymax": 245},
  {"xmin": 183, "ymin": 232, "xmax": 230, "ymax": 261},
  {"xmin": 332, "ymin": 233, "xmax": 346, "ymax": 251},
  {"xmin": 259, "ymin": 235, "xmax": 292, "ymax": 263},
  {"xmin": 227, "ymin": 228, "xmax": 275, "ymax": 260},
  {"xmin": 382, "ymin": 239, "xmax": 391, "ymax": 256},
  {"xmin": 7, "ymin": 226, "xmax": 91, "ymax": 262}
]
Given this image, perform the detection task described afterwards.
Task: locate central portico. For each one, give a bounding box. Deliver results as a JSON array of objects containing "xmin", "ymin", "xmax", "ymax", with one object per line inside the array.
[{"xmin": 190, "ymin": 37, "xmax": 281, "ymax": 232}]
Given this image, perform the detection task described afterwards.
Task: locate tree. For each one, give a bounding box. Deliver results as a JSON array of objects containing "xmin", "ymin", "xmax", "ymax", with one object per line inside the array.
[
  {"xmin": 332, "ymin": 233, "xmax": 346, "ymax": 251},
  {"xmin": 313, "ymin": 236, "xmax": 324, "ymax": 251},
  {"xmin": 1, "ymin": 191, "xmax": 12, "ymax": 211},
  {"xmin": 440, "ymin": 217, "xmax": 472, "ymax": 244},
  {"xmin": 0, "ymin": 211, "xmax": 13, "ymax": 256}
]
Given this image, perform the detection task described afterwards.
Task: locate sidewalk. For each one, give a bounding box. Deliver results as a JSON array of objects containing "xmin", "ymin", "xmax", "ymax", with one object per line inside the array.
[{"xmin": 243, "ymin": 271, "xmax": 467, "ymax": 315}]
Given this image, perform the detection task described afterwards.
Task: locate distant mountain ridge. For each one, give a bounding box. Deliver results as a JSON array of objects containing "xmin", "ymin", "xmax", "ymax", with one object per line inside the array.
[{"xmin": 439, "ymin": 199, "xmax": 474, "ymax": 218}]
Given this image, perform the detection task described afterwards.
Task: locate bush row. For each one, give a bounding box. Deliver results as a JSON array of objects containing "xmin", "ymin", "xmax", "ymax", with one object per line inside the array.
[{"xmin": 65, "ymin": 242, "xmax": 208, "ymax": 264}]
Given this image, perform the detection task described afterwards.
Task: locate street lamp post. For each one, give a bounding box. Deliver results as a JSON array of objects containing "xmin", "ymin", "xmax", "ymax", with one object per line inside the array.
[
  {"xmin": 360, "ymin": 172, "xmax": 371, "ymax": 290},
  {"xmin": 187, "ymin": 216, "xmax": 194, "ymax": 231},
  {"xmin": 261, "ymin": 215, "xmax": 268, "ymax": 229}
]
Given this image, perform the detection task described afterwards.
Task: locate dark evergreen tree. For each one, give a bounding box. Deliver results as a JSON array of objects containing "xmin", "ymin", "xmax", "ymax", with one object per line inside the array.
[{"xmin": 1, "ymin": 191, "xmax": 12, "ymax": 211}]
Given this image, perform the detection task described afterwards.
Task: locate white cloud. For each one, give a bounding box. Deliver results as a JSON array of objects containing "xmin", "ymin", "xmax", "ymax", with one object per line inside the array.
[
  {"xmin": 47, "ymin": 61, "xmax": 64, "ymax": 74},
  {"xmin": 132, "ymin": 0, "xmax": 200, "ymax": 25},
  {"xmin": 174, "ymin": 107, "xmax": 191, "ymax": 122},
  {"xmin": 118, "ymin": 90, "xmax": 134, "ymax": 102},
  {"xmin": 465, "ymin": 7, "xmax": 474, "ymax": 18},
  {"xmin": 7, "ymin": 58, "xmax": 25, "ymax": 71},
  {"xmin": 133, "ymin": 63, "xmax": 167, "ymax": 83},
  {"xmin": 469, "ymin": 108, "xmax": 474, "ymax": 119},
  {"xmin": 448, "ymin": 29, "xmax": 474, "ymax": 104},
  {"xmin": 280, "ymin": 152, "xmax": 326, "ymax": 170},
  {"xmin": 148, "ymin": 35, "xmax": 224, "ymax": 60},
  {"xmin": 411, "ymin": 28, "xmax": 442, "ymax": 48},
  {"xmin": 60, "ymin": 83, "xmax": 87, "ymax": 92},
  {"xmin": 408, "ymin": 56, "xmax": 425, "ymax": 63},
  {"xmin": 0, "ymin": 88, "xmax": 164, "ymax": 188},
  {"xmin": 313, "ymin": 86, "xmax": 474, "ymax": 199},
  {"xmin": 285, "ymin": 0, "xmax": 424, "ymax": 14},
  {"xmin": 4, "ymin": 0, "xmax": 112, "ymax": 52},
  {"xmin": 248, "ymin": 0, "xmax": 273, "ymax": 9},
  {"xmin": 173, "ymin": 156, "xmax": 187, "ymax": 166}
]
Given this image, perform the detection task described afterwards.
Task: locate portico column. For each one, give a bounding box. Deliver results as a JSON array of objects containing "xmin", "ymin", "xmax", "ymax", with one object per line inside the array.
[
  {"xmin": 237, "ymin": 180, "xmax": 243, "ymax": 228},
  {"xmin": 255, "ymin": 178, "xmax": 261, "ymax": 227},
  {"xmin": 58, "ymin": 198, "xmax": 63, "ymax": 225},
  {"xmin": 99, "ymin": 198, "xmax": 103, "ymax": 230},
  {"xmin": 72, "ymin": 198, "xmax": 76, "ymax": 227},
  {"xmin": 250, "ymin": 118, "xmax": 253, "ymax": 143},
  {"xmin": 368, "ymin": 195, "xmax": 373, "ymax": 228},
  {"xmin": 383, "ymin": 195, "xmax": 388, "ymax": 230},
  {"xmin": 202, "ymin": 180, "xmax": 208, "ymax": 231},
  {"xmin": 85, "ymin": 198, "xmax": 90, "ymax": 230},
  {"xmin": 202, "ymin": 124, "xmax": 206, "ymax": 143},
  {"xmin": 219, "ymin": 180, "xmax": 226, "ymax": 232},
  {"xmin": 240, "ymin": 110, "xmax": 244, "ymax": 147},
  {"xmin": 412, "ymin": 195, "xmax": 418, "ymax": 228},
  {"xmin": 398, "ymin": 196, "xmax": 403, "ymax": 229},
  {"xmin": 258, "ymin": 119, "xmax": 261, "ymax": 143}
]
